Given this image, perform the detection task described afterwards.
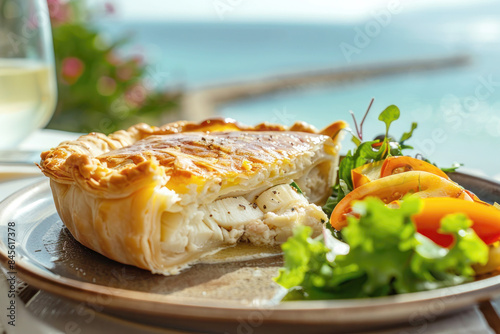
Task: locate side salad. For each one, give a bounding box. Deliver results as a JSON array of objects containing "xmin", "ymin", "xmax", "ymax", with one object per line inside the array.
[{"xmin": 275, "ymin": 102, "xmax": 500, "ymax": 300}]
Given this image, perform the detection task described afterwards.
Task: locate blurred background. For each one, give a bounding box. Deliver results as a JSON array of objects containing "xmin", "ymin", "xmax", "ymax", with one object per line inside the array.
[{"xmin": 41, "ymin": 0, "xmax": 500, "ymax": 178}]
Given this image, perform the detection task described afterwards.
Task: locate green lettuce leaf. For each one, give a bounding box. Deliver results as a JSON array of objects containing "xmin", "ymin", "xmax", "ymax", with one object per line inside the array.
[
  {"xmin": 378, "ymin": 105, "xmax": 400, "ymax": 139},
  {"xmin": 276, "ymin": 197, "xmax": 489, "ymax": 300},
  {"xmin": 399, "ymin": 122, "xmax": 418, "ymax": 145},
  {"xmin": 399, "ymin": 122, "xmax": 418, "ymax": 150},
  {"xmin": 440, "ymin": 163, "xmax": 464, "ymax": 173}
]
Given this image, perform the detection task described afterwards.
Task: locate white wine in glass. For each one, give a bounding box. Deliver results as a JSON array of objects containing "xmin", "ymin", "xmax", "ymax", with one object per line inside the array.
[{"xmin": 0, "ymin": 0, "xmax": 57, "ymax": 150}]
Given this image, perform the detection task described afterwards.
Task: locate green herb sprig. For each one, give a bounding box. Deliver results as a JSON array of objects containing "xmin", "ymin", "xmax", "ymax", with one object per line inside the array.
[
  {"xmin": 323, "ymin": 101, "xmax": 460, "ymax": 226},
  {"xmin": 323, "ymin": 103, "xmax": 412, "ymax": 219}
]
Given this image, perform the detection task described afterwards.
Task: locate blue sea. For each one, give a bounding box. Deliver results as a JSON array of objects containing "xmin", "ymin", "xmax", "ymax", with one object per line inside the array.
[{"xmin": 99, "ymin": 1, "xmax": 500, "ymax": 178}]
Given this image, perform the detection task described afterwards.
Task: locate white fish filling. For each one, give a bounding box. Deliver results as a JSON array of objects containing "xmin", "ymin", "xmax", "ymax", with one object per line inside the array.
[{"xmin": 160, "ymin": 182, "xmax": 327, "ymax": 257}]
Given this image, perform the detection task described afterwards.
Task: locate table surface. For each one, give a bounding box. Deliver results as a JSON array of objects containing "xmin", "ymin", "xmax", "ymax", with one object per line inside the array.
[{"xmin": 0, "ymin": 130, "xmax": 499, "ymax": 334}]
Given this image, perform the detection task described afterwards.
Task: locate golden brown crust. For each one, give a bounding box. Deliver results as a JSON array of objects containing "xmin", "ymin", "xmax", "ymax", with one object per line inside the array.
[
  {"xmin": 39, "ymin": 117, "xmax": 347, "ymax": 275},
  {"xmin": 39, "ymin": 118, "xmax": 347, "ymax": 197}
]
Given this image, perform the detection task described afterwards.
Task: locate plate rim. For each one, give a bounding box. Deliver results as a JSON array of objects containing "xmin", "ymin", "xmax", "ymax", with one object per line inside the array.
[{"xmin": 1, "ymin": 173, "xmax": 500, "ymax": 325}]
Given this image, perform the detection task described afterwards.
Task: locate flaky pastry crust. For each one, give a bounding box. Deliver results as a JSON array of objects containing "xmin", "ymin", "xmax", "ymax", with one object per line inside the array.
[{"xmin": 39, "ymin": 118, "xmax": 346, "ymax": 275}]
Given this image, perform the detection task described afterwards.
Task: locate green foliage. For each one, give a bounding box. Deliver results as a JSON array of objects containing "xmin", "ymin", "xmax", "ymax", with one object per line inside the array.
[
  {"xmin": 378, "ymin": 104, "xmax": 400, "ymax": 139},
  {"xmin": 46, "ymin": 0, "xmax": 179, "ymax": 133},
  {"xmin": 420, "ymin": 157, "xmax": 463, "ymax": 174},
  {"xmin": 323, "ymin": 104, "xmax": 461, "ymax": 221},
  {"xmin": 439, "ymin": 163, "xmax": 464, "ymax": 173},
  {"xmin": 322, "ymin": 139, "xmax": 387, "ymax": 222},
  {"xmin": 323, "ymin": 105, "xmax": 403, "ymax": 220},
  {"xmin": 290, "ymin": 182, "xmax": 304, "ymax": 195},
  {"xmin": 322, "ymin": 184, "xmax": 344, "ymax": 218},
  {"xmin": 399, "ymin": 122, "xmax": 418, "ymax": 150},
  {"xmin": 276, "ymin": 197, "xmax": 489, "ymax": 300}
]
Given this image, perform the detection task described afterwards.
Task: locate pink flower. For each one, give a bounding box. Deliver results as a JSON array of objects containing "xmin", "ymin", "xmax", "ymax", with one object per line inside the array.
[
  {"xmin": 105, "ymin": 2, "xmax": 115, "ymax": 15},
  {"xmin": 61, "ymin": 57, "xmax": 84, "ymax": 84},
  {"xmin": 46, "ymin": 0, "xmax": 60, "ymax": 11},
  {"xmin": 132, "ymin": 55, "xmax": 143, "ymax": 66},
  {"xmin": 47, "ymin": 0, "xmax": 71, "ymax": 25},
  {"xmin": 125, "ymin": 84, "xmax": 147, "ymax": 107}
]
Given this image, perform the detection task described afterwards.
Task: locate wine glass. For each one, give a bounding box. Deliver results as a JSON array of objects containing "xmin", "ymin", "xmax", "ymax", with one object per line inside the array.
[{"xmin": 0, "ymin": 0, "xmax": 57, "ymax": 151}]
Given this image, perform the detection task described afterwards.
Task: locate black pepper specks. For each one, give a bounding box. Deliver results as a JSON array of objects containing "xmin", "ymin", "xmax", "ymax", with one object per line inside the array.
[
  {"xmin": 239, "ymin": 204, "xmax": 246, "ymax": 210},
  {"xmin": 252, "ymin": 203, "xmax": 258, "ymax": 209}
]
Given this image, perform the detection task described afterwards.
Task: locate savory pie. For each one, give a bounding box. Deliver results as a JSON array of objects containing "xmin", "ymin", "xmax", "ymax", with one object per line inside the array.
[{"xmin": 39, "ymin": 118, "xmax": 346, "ymax": 275}]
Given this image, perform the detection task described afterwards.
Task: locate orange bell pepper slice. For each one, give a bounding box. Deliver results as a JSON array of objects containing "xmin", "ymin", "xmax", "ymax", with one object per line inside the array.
[
  {"xmin": 351, "ymin": 160, "xmax": 384, "ymax": 189},
  {"xmin": 330, "ymin": 171, "xmax": 467, "ymax": 230},
  {"xmin": 380, "ymin": 156, "xmax": 449, "ymax": 180},
  {"xmin": 412, "ymin": 197, "xmax": 500, "ymax": 247},
  {"xmin": 351, "ymin": 156, "xmax": 448, "ymax": 190},
  {"xmin": 380, "ymin": 156, "xmax": 489, "ymax": 206}
]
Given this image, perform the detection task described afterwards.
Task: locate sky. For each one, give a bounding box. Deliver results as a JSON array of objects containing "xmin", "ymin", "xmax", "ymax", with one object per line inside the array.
[{"xmin": 101, "ymin": 0, "xmax": 496, "ymax": 22}]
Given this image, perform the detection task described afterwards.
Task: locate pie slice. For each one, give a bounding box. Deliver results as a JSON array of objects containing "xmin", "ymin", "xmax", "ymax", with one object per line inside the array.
[{"xmin": 39, "ymin": 118, "xmax": 346, "ymax": 275}]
